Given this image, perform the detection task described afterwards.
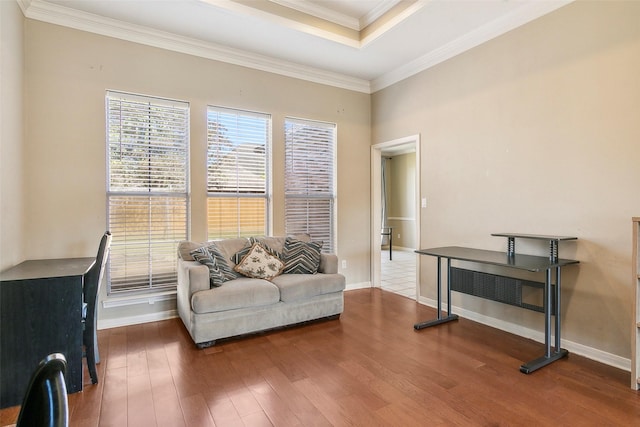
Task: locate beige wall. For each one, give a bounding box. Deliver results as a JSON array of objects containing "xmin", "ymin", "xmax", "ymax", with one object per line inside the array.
[
  {"xmin": 21, "ymin": 20, "xmax": 371, "ymax": 324},
  {"xmin": 0, "ymin": 0, "xmax": 25, "ymax": 270},
  {"xmin": 387, "ymin": 152, "xmax": 416, "ymax": 250},
  {"xmin": 9, "ymin": 0, "xmax": 639, "ymax": 362},
  {"xmin": 372, "ymin": 1, "xmax": 640, "ymax": 360}
]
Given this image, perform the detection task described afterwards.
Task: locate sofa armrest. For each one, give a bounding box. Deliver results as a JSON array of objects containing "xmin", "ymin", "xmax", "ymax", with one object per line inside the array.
[
  {"xmin": 178, "ymin": 259, "xmax": 210, "ymax": 297},
  {"xmin": 319, "ymin": 254, "xmax": 339, "ymax": 274}
]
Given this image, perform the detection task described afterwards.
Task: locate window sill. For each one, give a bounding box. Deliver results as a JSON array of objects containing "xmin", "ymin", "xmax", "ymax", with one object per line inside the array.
[{"xmin": 102, "ymin": 290, "xmax": 176, "ymax": 309}]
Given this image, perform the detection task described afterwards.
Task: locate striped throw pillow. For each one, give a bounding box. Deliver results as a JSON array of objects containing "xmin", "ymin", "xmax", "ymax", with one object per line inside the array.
[{"xmin": 282, "ymin": 237, "xmax": 323, "ymax": 274}]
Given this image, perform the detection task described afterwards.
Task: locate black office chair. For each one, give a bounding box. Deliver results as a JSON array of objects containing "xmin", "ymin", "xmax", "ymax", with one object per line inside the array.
[
  {"xmin": 16, "ymin": 353, "xmax": 69, "ymax": 427},
  {"xmin": 83, "ymin": 231, "xmax": 112, "ymax": 384}
]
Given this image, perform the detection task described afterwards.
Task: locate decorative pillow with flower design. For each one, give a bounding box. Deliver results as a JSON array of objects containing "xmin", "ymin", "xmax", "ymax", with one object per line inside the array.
[
  {"xmin": 231, "ymin": 236, "xmax": 282, "ymax": 265},
  {"xmin": 233, "ymin": 242, "xmax": 285, "ymax": 280}
]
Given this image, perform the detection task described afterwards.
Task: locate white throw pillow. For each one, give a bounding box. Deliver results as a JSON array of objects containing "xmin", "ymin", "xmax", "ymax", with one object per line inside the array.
[{"xmin": 234, "ymin": 243, "xmax": 285, "ymax": 280}]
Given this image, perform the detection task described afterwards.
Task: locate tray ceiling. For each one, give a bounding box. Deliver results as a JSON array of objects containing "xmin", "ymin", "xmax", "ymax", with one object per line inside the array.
[{"xmin": 19, "ymin": 0, "xmax": 572, "ymax": 93}]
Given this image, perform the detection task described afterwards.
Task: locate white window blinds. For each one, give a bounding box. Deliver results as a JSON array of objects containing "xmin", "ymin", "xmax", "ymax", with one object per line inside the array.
[
  {"xmin": 207, "ymin": 106, "xmax": 271, "ymax": 239},
  {"xmin": 106, "ymin": 91, "xmax": 189, "ymax": 294},
  {"xmin": 284, "ymin": 117, "xmax": 336, "ymax": 253}
]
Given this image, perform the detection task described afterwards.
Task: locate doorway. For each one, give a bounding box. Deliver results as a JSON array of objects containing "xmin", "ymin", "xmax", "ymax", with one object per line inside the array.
[{"xmin": 371, "ymin": 135, "xmax": 421, "ymax": 300}]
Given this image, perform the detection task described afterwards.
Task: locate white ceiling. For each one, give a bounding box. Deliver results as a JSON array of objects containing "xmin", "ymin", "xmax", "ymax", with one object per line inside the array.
[{"xmin": 18, "ymin": 0, "xmax": 572, "ymax": 93}]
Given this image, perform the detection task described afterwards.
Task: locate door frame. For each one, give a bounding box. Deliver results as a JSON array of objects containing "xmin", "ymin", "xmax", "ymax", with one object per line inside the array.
[{"xmin": 371, "ymin": 134, "xmax": 421, "ymax": 299}]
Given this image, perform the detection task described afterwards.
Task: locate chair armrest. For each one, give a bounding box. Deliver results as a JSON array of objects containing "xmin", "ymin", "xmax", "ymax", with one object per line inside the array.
[{"xmin": 319, "ymin": 254, "xmax": 339, "ymax": 274}]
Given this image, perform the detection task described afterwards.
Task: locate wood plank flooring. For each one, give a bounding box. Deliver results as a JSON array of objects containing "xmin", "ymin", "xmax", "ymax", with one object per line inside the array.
[{"xmin": 2, "ymin": 289, "xmax": 638, "ymax": 426}]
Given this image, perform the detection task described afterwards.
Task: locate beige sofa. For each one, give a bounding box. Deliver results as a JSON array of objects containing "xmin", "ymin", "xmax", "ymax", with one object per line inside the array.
[{"xmin": 177, "ymin": 236, "xmax": 345, "ymax": 347}]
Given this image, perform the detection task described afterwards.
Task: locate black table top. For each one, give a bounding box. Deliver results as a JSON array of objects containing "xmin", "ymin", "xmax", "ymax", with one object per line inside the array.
[
  {"xmin": 491, "ymin": 233, "xmax": 577, "ymax": 242},
  {"xmin": 0, "ymin": 257, "xmax": 95, "ymax": 281},
  {"xmin": 415, "ymin": 246, "xmax": 579, "ymax": 272}
]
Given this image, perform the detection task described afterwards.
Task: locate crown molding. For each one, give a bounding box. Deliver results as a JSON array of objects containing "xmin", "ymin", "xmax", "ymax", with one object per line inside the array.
[
  {"xmin": 371, "ymin": 0, "xmax": 574, "ymax": 92},
  {"xmin": 16, "ymin": 0, "xmax": 31, "ymax": 14},
  {"xmin": 201, "ymin": 0, "xmax": 362, "ymax": 48},
  {"xmin": 210, "ymin": 0, "xmax": 419, "ymax": 48},
  {"xmin": 361, "ymin": 0, "xmax": 425, "ymax": 48},
  {"xmin": 360, "ymin": 0, "xmax": 402, "ymax": 30},
  {"xmin": 270, "ymin": 0, "xmax": 361, "ymax": 31},
  {"xmin": 21, "ymin": 0, "xmax": 371, "ymax": 93},
  {"xmin": 267, "ymin": 0, "xmax": 402, "ymax": 32},
  {"xmin": 20, "ymin": 0, "xmax": 573, "ymax": 95}
]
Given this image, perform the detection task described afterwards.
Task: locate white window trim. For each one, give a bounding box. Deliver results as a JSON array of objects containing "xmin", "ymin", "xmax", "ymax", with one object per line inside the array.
[
  {"xmin": 106, "ymin": 90, "xmax": 190, "ymax": 295},
  {"xmin": 284, "ymin": 116, "xmax": 337, "ymax": 253},
  {"xmin": 206, "ymin": 105, "xmax": 272, "ymax": 239}
]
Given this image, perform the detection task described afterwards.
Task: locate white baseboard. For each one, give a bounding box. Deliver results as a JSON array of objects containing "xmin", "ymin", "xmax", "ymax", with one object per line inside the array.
[
  {"xmin": 380, "ymin": 246, "xmax": 415, "ymax": 253},
  {"xmin": 417, "ymin": 295, "xmax": 630, "ymax": 372},
  {"xmin": 346, "ymin": 281, "xmax": 372, "ymax": 291},
  {"xmin": 98, "ymin": 309, "xmax": 178, "ymax": 330}
]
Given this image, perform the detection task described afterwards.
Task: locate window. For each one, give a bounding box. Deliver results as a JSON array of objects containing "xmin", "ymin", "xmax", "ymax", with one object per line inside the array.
[
  {"xmin": 284, "ymin": 117, "xmax": 336, "ymax": 253},
  {"xmin": 207, "ymin": 106, "xmax": 271, "ymax": 239},
  {"xmin": 106, "ymin": 91, "xmax": 189, "ymax": 294}
]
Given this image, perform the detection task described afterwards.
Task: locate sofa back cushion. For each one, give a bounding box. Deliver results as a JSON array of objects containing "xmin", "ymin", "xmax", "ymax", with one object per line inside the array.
[
  {"xmin": 178, "ymin": 238, "xmax": 247, "ymax": 262},
  {"xmin": 178, "ymin": 240, "xmax": 206, "ymax": 261}
]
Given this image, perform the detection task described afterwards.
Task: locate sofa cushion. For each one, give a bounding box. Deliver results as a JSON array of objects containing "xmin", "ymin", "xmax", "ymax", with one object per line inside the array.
[
  {"xmin": 271, "ymin": 273, "xmax": 345, "ymax": 302},
  {"xmin": 234, "ymin": 243, "xmax": 285, "ymax": 280},
  {"xmin": 281, "ymin": 237, "xmax": 323, "ymax": 274},
  {"xmin": 191, "ymin": 278, "xmax": 280, "ymax": 314}
]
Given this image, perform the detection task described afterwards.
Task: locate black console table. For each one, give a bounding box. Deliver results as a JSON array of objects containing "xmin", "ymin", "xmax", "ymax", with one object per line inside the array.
[
  {"xmin": 414, "ymin": 234, "xmax": 578, "ymax": 374},
  {"xmin": 0, "ymin": 257, "xmax": 95, "ymax": 408}
]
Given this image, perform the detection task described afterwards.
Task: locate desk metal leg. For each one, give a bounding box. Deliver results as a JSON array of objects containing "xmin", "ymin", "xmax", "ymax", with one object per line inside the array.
[
  {"xmin": 414, "ymin": 256, "xmax": 458, "ymax": 330},
  {"xmin": 520, "ymin": 267, "xmax": 568, "ymax": 373},
  {"xmin": 555, "ymin": 266, "xmax": 562, "ymax": 351}
]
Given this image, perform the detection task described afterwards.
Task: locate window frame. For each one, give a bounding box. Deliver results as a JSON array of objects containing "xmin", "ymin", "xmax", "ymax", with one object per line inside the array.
[
  {"xmin": 206, "ymin": 105, "xmax": 272, "ymax": 239},
  {"xmin": 105, "ymin": 90, "xmax": 190, "ymax": 296},
  {"xmin": 284, "ymin": 116, "xmax": 337, "ymax": 253}
]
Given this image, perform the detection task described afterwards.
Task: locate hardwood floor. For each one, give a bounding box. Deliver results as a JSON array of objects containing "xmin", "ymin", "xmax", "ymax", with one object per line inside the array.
[{"xmin": 2, "ymin": 289, "xmax": 638, "ymax": 426}]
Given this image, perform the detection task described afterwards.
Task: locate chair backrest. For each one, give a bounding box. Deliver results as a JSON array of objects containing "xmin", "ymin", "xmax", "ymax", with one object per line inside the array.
[
  {"xmin": 16, "ymin": 353, "xmax": 69, "ymax": 427},
  {"xmin": 83, "ymin": 231, "xmax": 112, "ymax": 322}
]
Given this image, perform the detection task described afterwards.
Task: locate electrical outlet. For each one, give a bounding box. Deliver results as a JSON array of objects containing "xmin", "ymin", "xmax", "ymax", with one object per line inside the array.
[
  {"xmin": 341, "ymin": 260, "xmax": 347, "ymax": 269},
  {"xmin": 397, "ymin": 234, "xmax": 400, "ymax": 239}
]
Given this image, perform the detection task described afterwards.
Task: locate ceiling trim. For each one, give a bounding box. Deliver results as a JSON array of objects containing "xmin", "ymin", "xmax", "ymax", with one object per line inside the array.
[
  {"xmin": 371, "ymin": 0, "xmax": 574, "ymax": 92},
  {"xmin": 19, "ymin": 0, "xmax": 574, "ymax": 95},
  {"xmin": 269, "ymin": 0, "xmax": 401, "ymax": 31},
  {"xmin": 203, "ymin": 0, "xmax": 423, "ymax": 49},
  {"xmin": 359, "ymin": 0, "xmax": 404, "ymax": 30},
  {"xmin": 20, "ymin": 0, "xmax": 371, "ymax": 93},
  {"xmin": 360, "ymin": 1, "xmax": 426, "ymax": 48},
  {"xmin": 200, "ymin": 0, "xmax": 362, "ymax": 48},
  {"xmin": 269, "ymin": 0, "xmax": 360, "ymax": 31}
]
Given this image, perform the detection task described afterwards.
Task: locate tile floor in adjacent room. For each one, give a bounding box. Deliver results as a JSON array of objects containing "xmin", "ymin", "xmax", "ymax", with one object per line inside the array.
[{"xmin": 380, "ymin": 248, "xmax": 416, "ymax": 299}]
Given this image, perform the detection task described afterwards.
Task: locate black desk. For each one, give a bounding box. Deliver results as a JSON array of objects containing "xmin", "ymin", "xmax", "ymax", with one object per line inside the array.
[
  {"xmin": 0, "ymin": 257, "xmax": 95, "ymax": 408},
  {"xmin": 414, "ymin": 242, "xmax": 578, "ymax": 374}
]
